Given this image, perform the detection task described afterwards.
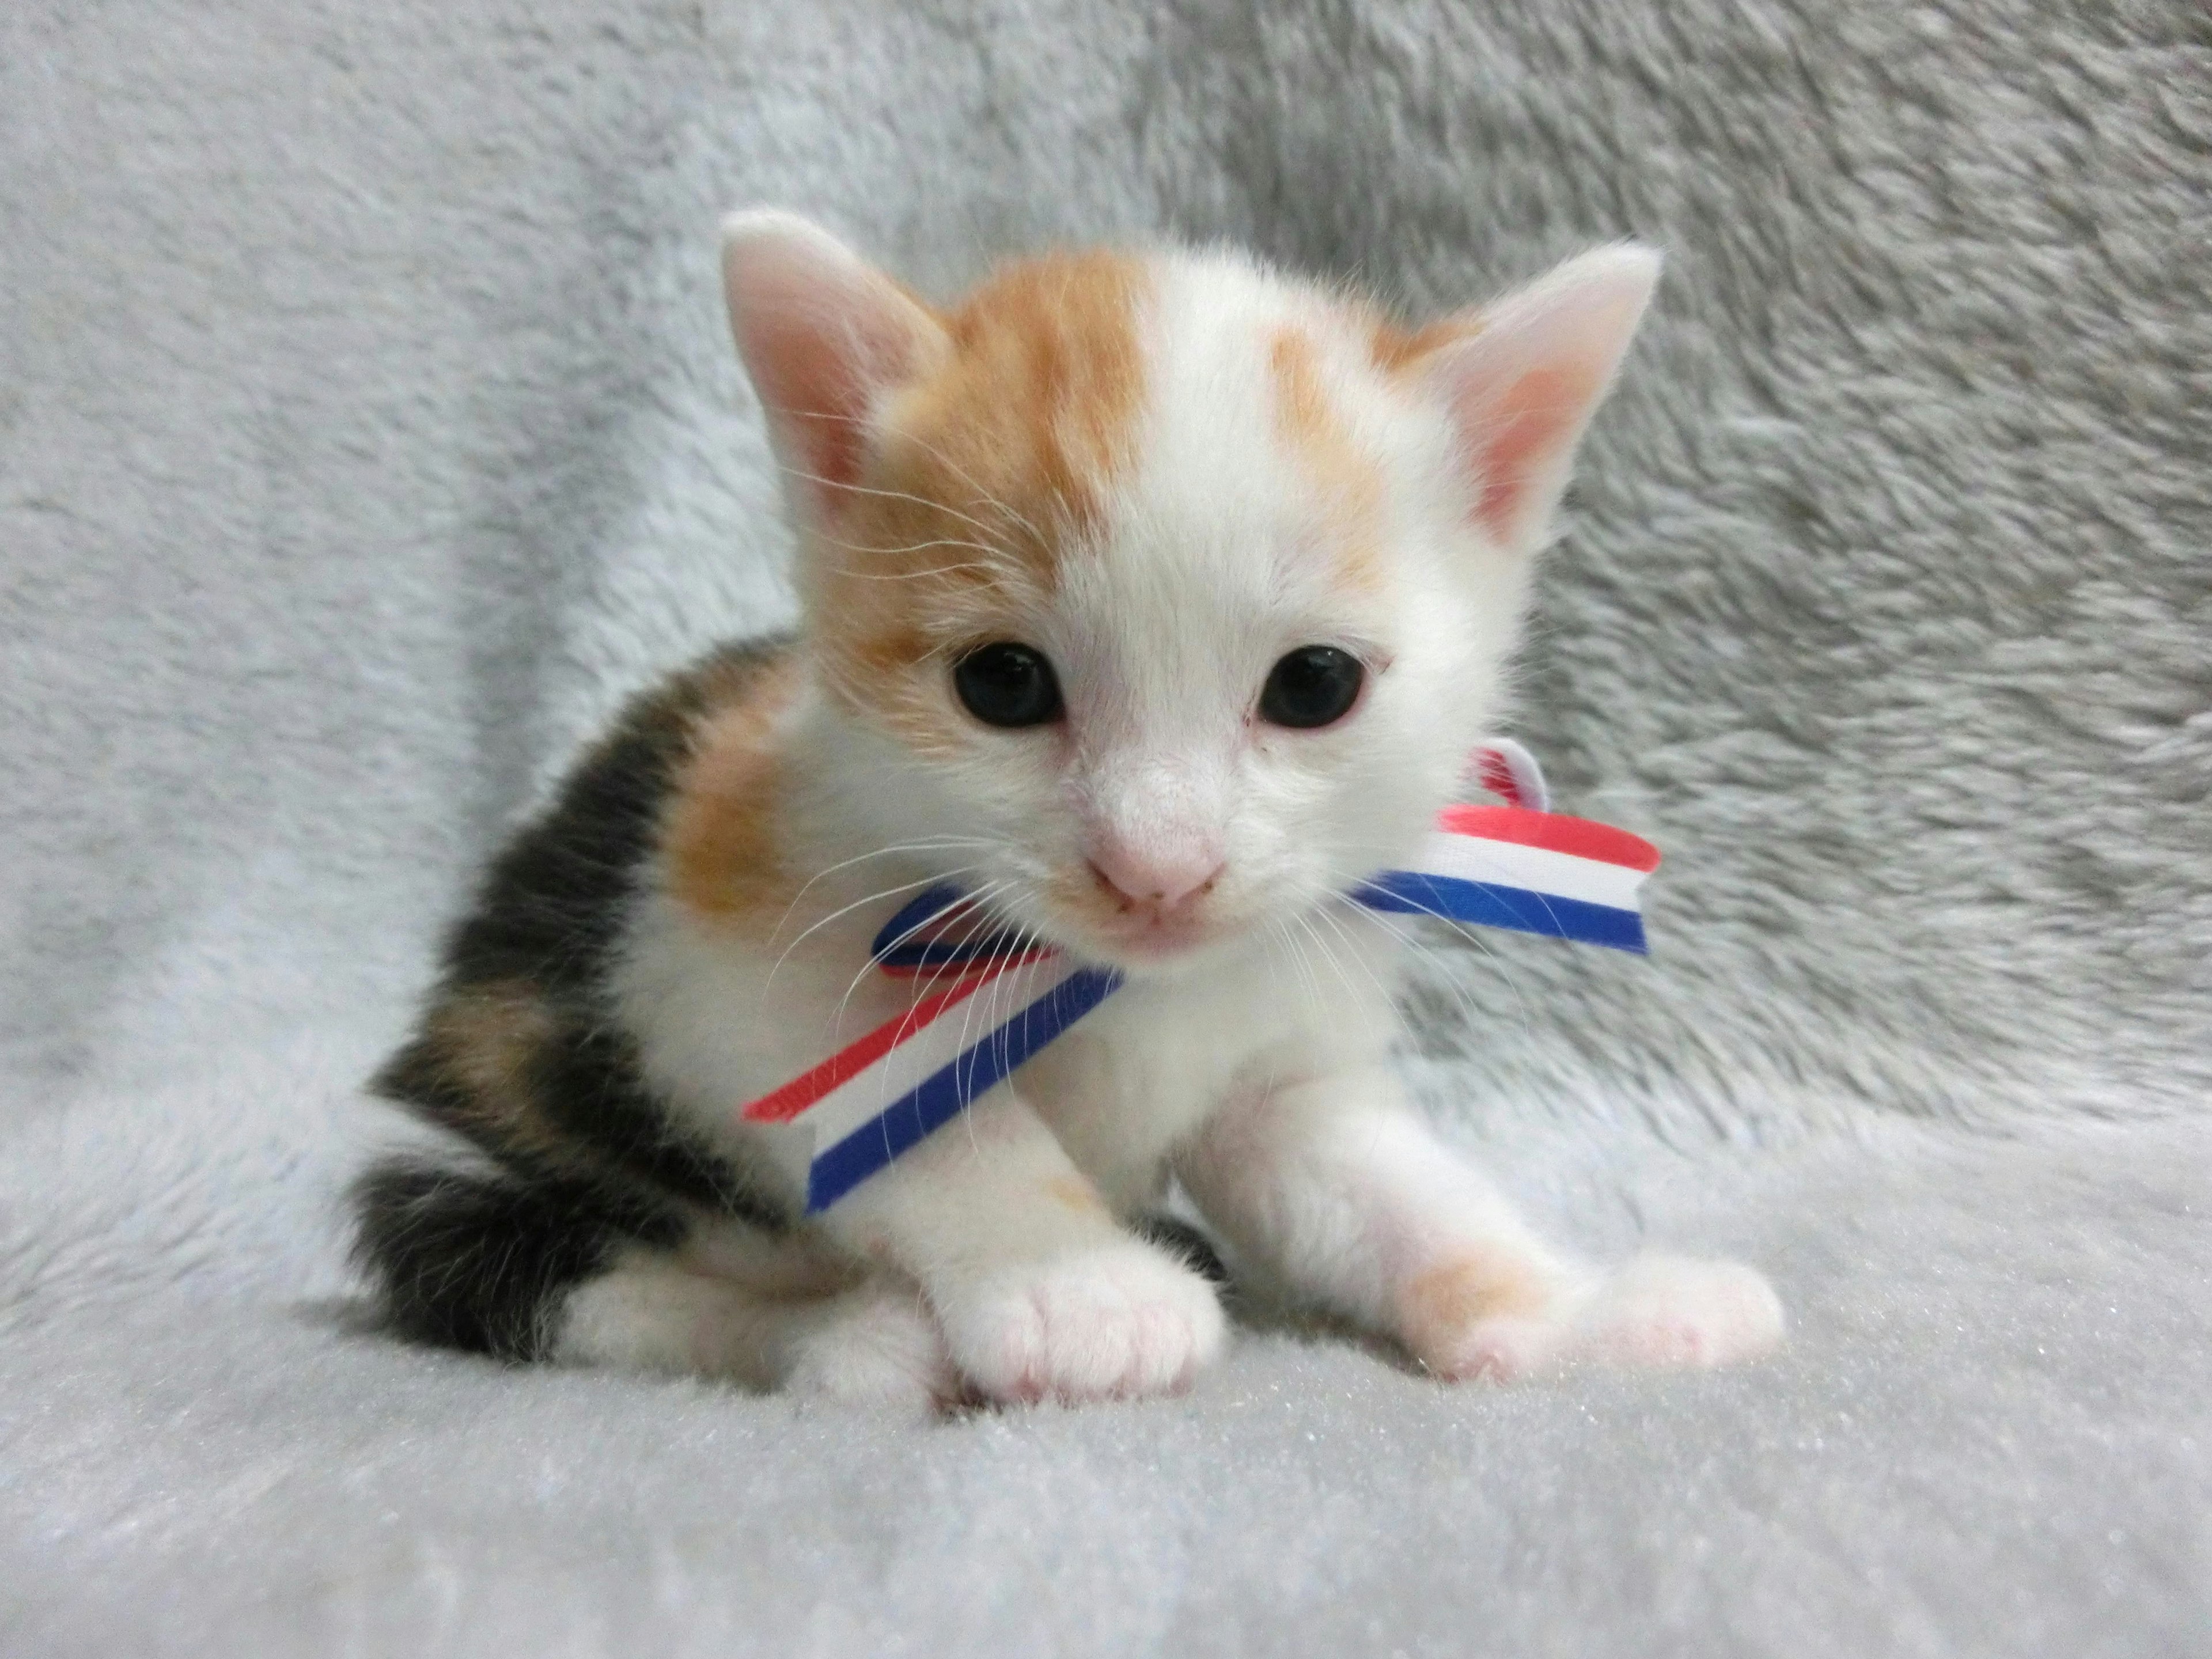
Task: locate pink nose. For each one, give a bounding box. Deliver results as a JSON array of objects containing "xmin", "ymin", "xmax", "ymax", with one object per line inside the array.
[{"xmin": 1087, "ymin": 842, "xmax": 1225, "ymax": 912}]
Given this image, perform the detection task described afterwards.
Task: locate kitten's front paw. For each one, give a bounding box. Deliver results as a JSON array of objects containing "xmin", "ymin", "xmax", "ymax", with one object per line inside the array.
[
  {"xmin": 1572, "ymin": 1255, "xmax": 1785, "ymax": 1371},
  {"xmin": 1399, "ymin": 1251, "xmax": 1784, "ymax": 1382},
  {"xmin": 933, "ymin": 1240, "xmax": 1226, "ymax": 1405}
]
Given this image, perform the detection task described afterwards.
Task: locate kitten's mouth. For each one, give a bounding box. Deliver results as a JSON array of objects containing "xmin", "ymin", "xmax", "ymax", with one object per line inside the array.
[
  {"xmin": 1017, "ymin": 865, "xmax": 1258, "ymax": 974},
  {"xmin": 1046, "ymin": 895, "xmax": 1252, "ymax": 974},
  {"xmin": 1088, "ymin": 912, "xmax": 1218, "ymax": 960}
]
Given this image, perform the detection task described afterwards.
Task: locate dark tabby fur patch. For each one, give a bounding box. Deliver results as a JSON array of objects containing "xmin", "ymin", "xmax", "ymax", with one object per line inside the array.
[
  {"xmin": 351, "ymin": 1162, "xmax": 675, "ymax": 1360},
  {"xmin": 1130, "ymin": 1214, "xmax": 1231, "ymax": 1287},
  {"xmin": 352, "ymin": 636, "xmax": 794, "ymax": 1357}
]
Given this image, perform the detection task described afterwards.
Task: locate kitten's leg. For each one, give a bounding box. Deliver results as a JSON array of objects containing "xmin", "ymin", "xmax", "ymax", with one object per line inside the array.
[
  {"xmin": 818, "ymin": 1085, "xmax": 1226, "ymax": 1404},
  {"xmin": 1176, "ymin": 1066, "xmax": 1782, "ymax": 1381},
  {"xmin": 555, "ymin": 1252, "xmax": 959, "ymax": 1411},
  {"xmin": 353, "ymin": 1159, "xmax": 956, "ymax": 1408}
]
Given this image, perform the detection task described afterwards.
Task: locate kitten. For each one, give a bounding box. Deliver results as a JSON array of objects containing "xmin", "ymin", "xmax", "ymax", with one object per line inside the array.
[{"xmin": 352, "ymin": 211, "xmax": 1783, "ymax": 1408}]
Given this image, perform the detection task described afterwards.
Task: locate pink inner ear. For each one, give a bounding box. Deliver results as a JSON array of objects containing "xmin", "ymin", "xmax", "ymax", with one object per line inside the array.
[
  {"xmin": 1471, "ymin": 362, "xmax": 1598, "ymax": 540},
  {"xmin": 728, "ymin": 234, "xmax": 943, "ymax": 522},
  {"xmin": 743, "ymin": 316, "xmax": 875, "ymax": 500}
]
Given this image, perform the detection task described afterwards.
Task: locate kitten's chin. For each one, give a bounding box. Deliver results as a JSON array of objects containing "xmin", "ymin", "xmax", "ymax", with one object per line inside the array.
[{"xmin": 1040, "ymin": 907, "xmax": 1266, "ymax": 979}]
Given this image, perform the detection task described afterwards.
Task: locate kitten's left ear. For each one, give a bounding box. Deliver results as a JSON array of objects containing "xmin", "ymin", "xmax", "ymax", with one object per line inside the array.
[
  {"xmin": 721, "ymin": 210, "xmax": 950, "ymax": 528},
  {"xmin": 1394, "ymin": 245, "xmax": 1661, "ymax": 555}
]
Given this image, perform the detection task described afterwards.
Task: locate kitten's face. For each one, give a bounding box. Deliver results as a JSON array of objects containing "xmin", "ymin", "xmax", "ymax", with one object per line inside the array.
[{"xmin": 724, "ymin": 218, "xmax": 1656, "ymax": 975}]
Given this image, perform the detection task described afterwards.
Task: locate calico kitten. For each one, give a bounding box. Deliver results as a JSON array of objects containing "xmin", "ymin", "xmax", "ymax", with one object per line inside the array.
[{"xmin": 353, "ymin": 212, "xmax": 1783, "ymax": 1407}]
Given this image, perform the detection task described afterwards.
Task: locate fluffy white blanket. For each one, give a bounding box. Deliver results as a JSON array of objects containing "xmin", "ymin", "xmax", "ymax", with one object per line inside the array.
[{"xmin": 4, "ymin": 1, "xmax": 2205, "ymax": 1652}]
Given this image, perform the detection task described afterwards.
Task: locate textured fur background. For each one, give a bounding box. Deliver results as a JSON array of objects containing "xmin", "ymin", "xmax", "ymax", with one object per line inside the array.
[{"xmin": 2, "ymin": 1, "xmax": 2206, "ymax": 1653}]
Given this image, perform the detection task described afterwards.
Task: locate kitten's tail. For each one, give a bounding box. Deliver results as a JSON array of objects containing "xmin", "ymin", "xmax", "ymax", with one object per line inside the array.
[{"xmin": 349, "ymin": 1160, "xmax": 638, "ymax": 1361}]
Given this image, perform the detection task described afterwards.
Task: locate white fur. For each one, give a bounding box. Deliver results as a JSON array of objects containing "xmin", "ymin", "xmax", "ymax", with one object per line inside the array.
[
  {"xmin": 580, "ymin": 220, "xmax": 1782, "ymax": 1405},
  {"xmin": 556, "ymin": 1250, "xmax": 957, "ymax": 1412}
]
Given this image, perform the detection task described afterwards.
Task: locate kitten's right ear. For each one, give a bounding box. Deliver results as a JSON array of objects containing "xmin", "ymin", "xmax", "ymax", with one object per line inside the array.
[
  {"xmin": 1389, "ymin": 244, "xmax": 1661, "ymax": 558},
  {"xmin": 720, "ymin": 210, "xmax": 949, "ymax": 526}
]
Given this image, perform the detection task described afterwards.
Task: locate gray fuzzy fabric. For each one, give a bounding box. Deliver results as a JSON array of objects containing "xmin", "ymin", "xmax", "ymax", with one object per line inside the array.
[{"xmin": 3, "ymin": 1, "xmax": 2206, "ymax": 1653}]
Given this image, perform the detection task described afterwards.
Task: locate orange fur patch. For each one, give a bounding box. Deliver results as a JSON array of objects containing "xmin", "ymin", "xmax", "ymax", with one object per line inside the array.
[
  {"xmin": 661, "ymin": 657, "xmax": 804, "ymax": 928},
  {"xmin": 1397, "ymin": 1252, "xmax": 1562, "ymax": 1368},
  {"xmin": 1370, "ymin": 314, "xmax": 1478, "ymax": 376},
  {"xmin": 925, "ymin": 251, "xmax": 1149, "ymax": 544},
  {"xmin": 804, "ymin": 252, "xmax": 1149, "ymax": 740},
  {"xmin": 1267, "ymin": 325, "xmax": 1387, "ymax": 592},
  {"xmin": 1044, "ymin": 1173, "xmax": 1111, "ymax": 1217},
  {"xmin": 412, "ymin": 979, "xmax": 577, "ymax": 1169},
  {"xmin": 430, "ymin": 979, "xmax": 554, "ymax": 1100}
]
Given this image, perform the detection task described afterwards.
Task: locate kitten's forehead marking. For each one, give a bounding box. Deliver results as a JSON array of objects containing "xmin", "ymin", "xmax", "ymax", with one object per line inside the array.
[
  {"xmin": 1369, "ymin": 313, "xmax": 1479, "ymax": 376},
  {"xmin": 889, "ymin": 249, "xmax": 1150, "ymax": 577},
  {"xmin": 1264, "ymin": 324, "xmax": 1388, "ymax": 594},
  {"xmin": 809, "ymin": 251, "xmax": 1148, "ymax": 731},
  {"xmin": 1103, "ymin": 255, "xmax": 1408, "ymax": 633}
]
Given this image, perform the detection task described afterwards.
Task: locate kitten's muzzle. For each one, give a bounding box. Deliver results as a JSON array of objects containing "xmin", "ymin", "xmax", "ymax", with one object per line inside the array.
[{"xmin": 1076, "ymin": 852, "xmax": 1228, "ymax": 962}]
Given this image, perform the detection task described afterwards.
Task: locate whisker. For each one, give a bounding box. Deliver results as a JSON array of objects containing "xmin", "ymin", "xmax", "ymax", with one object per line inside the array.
[
  {"xmin": 779, "ymin": 407, "xmax": 1055, "ymax": 554},
  {"xmin": 766, "ymin": 867, "xmax": 988, "ymax": 1007},
  {"xmin": 809, "ymin": 530, "xmax": 1006, "ymax": 561},
  {"xmin": 1358, "ymin": 888, "xmax": 1537, "ymax": 1039},
  {"xmin": 833, "ymin": 878, "xmax": 1017, "ymax": 1047},
  {"xmin": 1261, "ymin": 916, "xmax": 1300, "ymax": 1006},
  {"xmin": 1336, "ymin": 832, "xmax": 1582, "ymax": 955},
  {"xmin": 1308, "ymin": 902, "xmax": 1400, "ymax": 1048},
  {"xmin": 821, "ymin": 562, "xmax": 1003, "ymax": 585},
  {"xmin": 1271, "ymin": 907, "xmax": 1326, "ymax": 1014},
  {"xmin": 947, "ymin": 923, "xmax": 1044, "ymax": 1161},
  {"xmin": 1293, "ymin": 910, "xmax": 1384, "ymax": 1050},
  {"xmin": 770, "ymin": 838, "xmax": 1002, "ymax": 946},
  {"xmin": 947, "ymin": 937, "xmax": 1017, "ymax": 1162},
  {"xmin": 873, "ymin": 420, "xmax": 1053, "ymax": 550},
  {"xmin": 772, "ymin": 461, "xmax": 1006, "ymax": 543},
  {"xmin": 1397, "ymin": 923, "xmax": 1535, "ymax": 1054}
]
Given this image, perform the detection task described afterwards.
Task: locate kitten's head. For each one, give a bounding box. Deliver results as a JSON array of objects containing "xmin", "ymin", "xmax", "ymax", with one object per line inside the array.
[{"xmin": 722, "ymin": 212, "xmax": 1657, "ymax": 976}]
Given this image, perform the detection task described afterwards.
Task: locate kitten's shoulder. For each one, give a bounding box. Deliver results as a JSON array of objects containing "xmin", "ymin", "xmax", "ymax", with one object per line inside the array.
[
  {"xmin": 438, "ymin": 633, "xmax": 801, "ymax": 994},
  {"xmin": 363, "ymin": 635, "xmax": 802, "ymax": 1263}
]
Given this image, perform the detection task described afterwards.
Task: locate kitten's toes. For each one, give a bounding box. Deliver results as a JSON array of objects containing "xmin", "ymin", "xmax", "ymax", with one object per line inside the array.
[
  {"xmin": 783, "ymin": 1286, "xmax": 963, "ymax": 1413},
  {"xmin": 934, "ymin": 1240, "xmax": 1226, "ymax": 1405},
  {"xmin": 1421, "ymin": 1313, "xmax": 1574, "ymax": 1383},
  {"xmin": 1396, "ymin": 1253, "xmax": 1581, "ymax": 1382},
  {"xmin": 1572, "ymin": 1255, "xmax": 1785, "ymax": 1371}
]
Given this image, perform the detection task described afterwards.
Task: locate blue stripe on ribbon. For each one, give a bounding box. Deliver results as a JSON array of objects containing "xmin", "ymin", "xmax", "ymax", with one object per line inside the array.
[
  {"xmin": 1352, "ymin": 872, "xmax": 1647, "ymax": 954},
  {"xmin": 872, "ymin": 884, "xmax": 1030, "ymax": 971},
  {"xmin": 806, "ymin": 964, "xmax": 1126, "ymax": 1212}
]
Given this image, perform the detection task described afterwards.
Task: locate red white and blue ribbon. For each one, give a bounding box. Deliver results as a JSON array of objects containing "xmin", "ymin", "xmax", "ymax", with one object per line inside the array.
[{"xmin": 741, "ymin": 743, "xmax": 1658, "ymax": 1211}]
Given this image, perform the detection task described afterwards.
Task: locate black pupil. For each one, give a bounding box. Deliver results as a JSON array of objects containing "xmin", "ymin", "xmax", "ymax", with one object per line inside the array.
[
  {"xmin": 953, "ymin": 642, "xmax": 1064, "ymax": 728},
  {"xmin": 1259, "ymin": 646, "xmax": 1363, "ymax": 729}
]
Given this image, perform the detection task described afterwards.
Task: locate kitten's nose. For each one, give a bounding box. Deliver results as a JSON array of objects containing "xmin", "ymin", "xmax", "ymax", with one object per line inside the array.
[{"xmin": 1087, "ymin": 840, "xmax": 1225, "ymax": 914}]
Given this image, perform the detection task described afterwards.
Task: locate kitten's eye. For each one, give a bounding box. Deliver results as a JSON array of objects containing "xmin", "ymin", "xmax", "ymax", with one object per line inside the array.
[
  {"xmin": 1259, "ymin": 646, "xmax": 1365, "ymax": 729},
  {"xmin": 953, "ymin": 642, "xmax": 1065, "ymax": 728}
]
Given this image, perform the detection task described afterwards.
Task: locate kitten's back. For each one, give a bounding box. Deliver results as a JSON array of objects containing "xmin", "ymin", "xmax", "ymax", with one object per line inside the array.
[{"xmin": 354, "ymin": 635, "xmax": 797, "ymax": 1359}]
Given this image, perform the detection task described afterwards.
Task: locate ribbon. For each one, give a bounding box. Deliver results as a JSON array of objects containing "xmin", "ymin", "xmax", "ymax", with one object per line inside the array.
[{"xmin": 741, "ymin": 743, "xmax": 1658, "ymax": 1211}]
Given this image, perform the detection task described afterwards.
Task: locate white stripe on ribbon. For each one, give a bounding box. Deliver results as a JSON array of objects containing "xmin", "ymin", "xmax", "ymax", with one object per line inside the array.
[
  {"xmin": 787, "ymin": 957, "xmax": 1090, "ymax": 1154},
  {"xmin": 1403, "ymin": 829, "xmax": 1649, "ymax": 912}
]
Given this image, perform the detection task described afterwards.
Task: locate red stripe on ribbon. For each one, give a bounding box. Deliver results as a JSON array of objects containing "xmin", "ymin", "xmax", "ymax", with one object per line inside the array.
[
  {"xmin": 1435, "ymin": 804, "xmax": 1661, "ymax": 873},
  {"xmin": 741, "ymin": 970, "xmax": 1005, "ymax": 1124}
]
